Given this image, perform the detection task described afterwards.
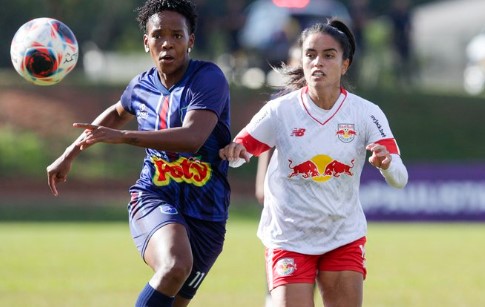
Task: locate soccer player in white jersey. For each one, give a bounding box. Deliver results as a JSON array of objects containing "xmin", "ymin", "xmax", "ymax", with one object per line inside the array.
[{"xmin": 220, "ymin": 19, "xmax": 408, "ymax": 307}]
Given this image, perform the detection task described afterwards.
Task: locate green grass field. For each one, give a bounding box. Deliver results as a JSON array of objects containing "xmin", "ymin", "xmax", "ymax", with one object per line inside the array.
[{"xmin": 1, "ymin": 218, "xmax": 484, "ymax": 307}]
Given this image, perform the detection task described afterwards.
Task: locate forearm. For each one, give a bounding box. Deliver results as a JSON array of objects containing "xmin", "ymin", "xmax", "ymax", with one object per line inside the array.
[
  {"xmin": 65, "ymin": 103, "xmax": 132, "ymax": 159},
  {"xmin": 121, "ymin": 127, "xmax": 205, "ymax": 152},
  {"xmin": 379, "ymin": 154, "xmax": 408, "ymax": 189},
  {"xmin": 118, "ymin": 109, "xmax": 218, "ymax": 152}
]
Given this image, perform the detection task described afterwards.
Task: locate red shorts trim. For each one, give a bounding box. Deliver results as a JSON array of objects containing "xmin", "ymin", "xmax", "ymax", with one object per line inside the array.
[{"xmin": 266, "ymin": 237, "xmax": 367, "ymax": 290}]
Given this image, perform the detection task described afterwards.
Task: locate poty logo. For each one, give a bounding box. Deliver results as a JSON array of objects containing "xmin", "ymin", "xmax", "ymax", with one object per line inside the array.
[
  {"xmin": 151, "ymin": 156, "xmax": 212, "ymax": 187},
  {"xmin": 275, "ymin": 258, "xmax": 297, "ymax": 276},
  {"xmin": 291, "ymin": 128, "xmax": 306, "ymax": 137}
]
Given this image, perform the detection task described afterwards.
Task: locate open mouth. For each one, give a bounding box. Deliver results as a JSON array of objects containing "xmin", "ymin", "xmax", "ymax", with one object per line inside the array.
[
  {"xmin": 312, "ymin": 70, "xmax": 325, "ymax": 78},
  {"xmin": 160, "ymin": 54, "xmax": 175, "ymax": 62}
]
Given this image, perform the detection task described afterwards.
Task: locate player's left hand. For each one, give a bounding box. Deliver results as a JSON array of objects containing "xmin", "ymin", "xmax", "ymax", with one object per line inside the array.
[
  {"xmin": 219, "ymin": 142, "xmax": 250, "ymax": 163},
  {"xmin": 73, "ymin": 123, "xmax": 123, "ymax": 150},
  {"xmin": 366, "ymin": 143, "xmax": 392, "ymax": 170}
]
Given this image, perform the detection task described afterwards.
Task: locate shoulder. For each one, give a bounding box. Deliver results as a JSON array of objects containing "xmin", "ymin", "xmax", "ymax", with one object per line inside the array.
[
  {"xmin": 133, "ymin": 66, "xmax": 157, "ymax": 82},
  {"xmin": 346, "ymin": 91, "xmax": 383, "ymax": 114},
  {"xmin": 267, "ymin": 89, "xmax": 300, "ymax": 109},
  {"xmin": 190, "ymin": 60, "xmax": 226, "ymax": 79},
  {"xmin": 187, "ymin": 60, "xmax": 229, "ymax": 91},
  {"xmin": 125, "ymin": 67, "xmax": 158, "ymax": 90}
]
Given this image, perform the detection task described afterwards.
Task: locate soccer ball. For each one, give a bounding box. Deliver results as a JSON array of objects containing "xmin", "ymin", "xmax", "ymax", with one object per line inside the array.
[{"xmin": 10, "ymin": 17, "xmax": 79, "ymax": 86}]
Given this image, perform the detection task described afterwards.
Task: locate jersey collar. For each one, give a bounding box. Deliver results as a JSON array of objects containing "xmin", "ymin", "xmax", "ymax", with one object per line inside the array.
[{"xmin": 299, "ymin": 86, "xmax": 348, "ymax": 126}]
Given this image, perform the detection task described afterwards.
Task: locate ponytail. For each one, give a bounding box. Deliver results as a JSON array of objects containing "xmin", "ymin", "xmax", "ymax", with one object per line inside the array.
[
  {"xmin": 328, "ymin": 18, "xmax": 356, "ymax": 66},
  {"xmin": 274, "ymin": 18, "xmax": 356, "ymax": 96}
]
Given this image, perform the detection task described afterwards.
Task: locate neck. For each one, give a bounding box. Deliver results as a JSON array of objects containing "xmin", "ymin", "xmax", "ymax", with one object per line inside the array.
[
  {"xmin": 159, "ymin": 59, "xmax": 191, "ymax": 89},
  {"xmin": 308, "ymin": 86, "xmax": 341, "ymax": 110}
]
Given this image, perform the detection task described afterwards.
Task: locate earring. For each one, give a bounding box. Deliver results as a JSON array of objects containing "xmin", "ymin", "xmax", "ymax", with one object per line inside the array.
[
  {"xmin": 144, "ymin": 47, "xmax": 149, "ymax": 53},
  {"xmin": 188, "ymin": 47, "xmax": 192, "ymax": 53}
]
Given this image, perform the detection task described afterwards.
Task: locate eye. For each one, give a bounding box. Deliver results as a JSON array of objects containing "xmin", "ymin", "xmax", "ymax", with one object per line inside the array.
[
  {"xmin": 305, "ymin": 52, "xmax": 315, "ymax": 59},
  {"xmin": 174, "ymin": 33, "xmax": 183, "ymax": 39}
]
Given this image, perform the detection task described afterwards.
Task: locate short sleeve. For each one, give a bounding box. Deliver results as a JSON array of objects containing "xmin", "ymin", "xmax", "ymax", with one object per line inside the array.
[
  {"xmin": 120, "ymin": 74, "xmax": 142, "ymax": 115},
  {"xmin": 185, "ymin": 64, "xmax": 230, "ymax": 117},
  {"xmin": 364, "ymin": 103, "xmax": 400, "ymax": 155}
]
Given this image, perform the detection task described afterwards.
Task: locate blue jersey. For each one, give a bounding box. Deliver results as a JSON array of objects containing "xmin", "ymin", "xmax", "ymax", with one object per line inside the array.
[{"xmin": 121, "ymin": 60, "xmax": 231, "ymax": 221}]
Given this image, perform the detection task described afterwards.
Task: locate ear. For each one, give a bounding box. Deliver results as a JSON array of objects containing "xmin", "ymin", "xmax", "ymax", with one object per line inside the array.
[
  {"xmin": 143, "ymin": 34, "xmax": 149, "ymax": 53},
  {"xmin": 188, "ymin": 33, "xmax": 195, "ymax": 52},
  {"xmin": 341, "ymin": 58, "xmax": 350, "ymax": 75}
]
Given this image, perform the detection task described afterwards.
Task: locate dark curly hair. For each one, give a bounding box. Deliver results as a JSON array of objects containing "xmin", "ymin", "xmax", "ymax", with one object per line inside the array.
[{"xmin": 135, "ymin": 0, "xmax": 198, "ymax": 34}]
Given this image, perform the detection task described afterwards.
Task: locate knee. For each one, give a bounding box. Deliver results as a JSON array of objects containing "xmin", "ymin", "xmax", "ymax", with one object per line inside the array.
[{"xmin": 154, "ymin": 257, "xmax": 193, "ymax": 285}]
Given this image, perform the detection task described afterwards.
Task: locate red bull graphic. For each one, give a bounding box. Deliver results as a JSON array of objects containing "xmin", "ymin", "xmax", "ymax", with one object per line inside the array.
[
  {"xmin": 275, "ymin": 258, "xmax": 297, "ymax": 277},
  {"xmin": 288, "ymin": 155, "xmax": 354, "ymax": 182},
  {"xmin": 151, "ymin": 156, "xmax": 212, "ymax": 187},
  {"xmin": 288, "ymin": 160, "xmax": 319, "ymax": 178},
  {"xmin": 324, "ymin": 159, "xmax": 355, "ymax": 177},
  {"xmin": 336, "ymin": 123, "xmax": 357, "ymax": 143}
]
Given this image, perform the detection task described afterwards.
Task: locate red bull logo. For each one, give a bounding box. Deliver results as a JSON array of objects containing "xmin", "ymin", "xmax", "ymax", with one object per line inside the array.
[
  {"xmin": 288, "ymin": 155, "xmax": 354, "ymax": 182},
  {"xmin": 336, "ymin": 123, "xmax": 357, "ymax": 143},
  {"xmin": 151, "ymin": 156, "xmax": 212, "ymax": 187},
  {"xmin": 275, "ymin": 258, "xmax": 297, "ymax": 277}
]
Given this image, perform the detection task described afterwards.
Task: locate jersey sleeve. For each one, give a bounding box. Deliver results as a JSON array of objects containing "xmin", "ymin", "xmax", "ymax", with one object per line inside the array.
[
  {"xmin": 380, "ymin": 154, "xmax": 408, "ymax": 188},
  {"xmin": 364, "ymin": 103, "xmax": 401, "ymax": 155},
  {"xmin": 186, "ymin": 64, "xmax": 230, "ymax": 117},
  {"xmin": 120, "ymin": 73, "xmax": 143, "ymax": 115},
  {"xmin": 234, "ymin": 102, "xmax": 275, "ymax": 157}
]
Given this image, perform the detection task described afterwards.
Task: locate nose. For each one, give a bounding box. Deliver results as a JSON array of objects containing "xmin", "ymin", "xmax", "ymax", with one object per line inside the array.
[
  {"xmin": 161, "ymin": 38, "xmax": 173, "ymax": 50},
  {"xmin": 313, "ymin": 56, "xmax": 323, "ymax": 67}
]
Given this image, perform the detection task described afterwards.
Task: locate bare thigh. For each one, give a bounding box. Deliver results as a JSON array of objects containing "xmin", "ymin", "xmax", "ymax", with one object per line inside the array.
[
  {"xmin": 144, "ymin": 223, "xmax": 193, "ymax": 296},
  {"xmin": 271, "ymin": 283, "xmax": 316, "ymax": 307},
  {"xmin": 316, "ymin": 271, "xmax": 363, "ymax": 307}
]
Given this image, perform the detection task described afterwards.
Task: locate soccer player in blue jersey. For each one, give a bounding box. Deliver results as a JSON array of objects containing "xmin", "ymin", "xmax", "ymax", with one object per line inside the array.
[{"xmin": 46, "ymin": 1, "xmax": 231, "ymax": 306}]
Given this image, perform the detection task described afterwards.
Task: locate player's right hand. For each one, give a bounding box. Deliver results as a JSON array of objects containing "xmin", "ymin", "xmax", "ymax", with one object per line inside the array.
[{"xmin": 46, "ymin": 155, "xmax": 72, "ymax": 196}]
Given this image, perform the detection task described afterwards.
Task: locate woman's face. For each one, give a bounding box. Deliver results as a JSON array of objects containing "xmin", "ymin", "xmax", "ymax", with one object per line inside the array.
[
  {"xmin": 302, "ymin": 32, "xmax": 349, "ymax": 92},
  {"xmin": 143, "ymin": 10, "xmax": 194, "ymax": 87}
]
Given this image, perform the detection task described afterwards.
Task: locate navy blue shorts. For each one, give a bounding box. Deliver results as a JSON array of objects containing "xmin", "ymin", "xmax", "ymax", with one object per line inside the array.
[{"xmin": 128, "ymin": 190, "xmax": 226, "ymax": 299}]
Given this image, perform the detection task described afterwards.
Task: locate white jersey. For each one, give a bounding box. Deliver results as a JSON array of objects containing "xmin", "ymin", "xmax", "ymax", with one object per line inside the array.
[{"xmin": 234, "ymin": 87, "xmax": 402, "ymax": 255}]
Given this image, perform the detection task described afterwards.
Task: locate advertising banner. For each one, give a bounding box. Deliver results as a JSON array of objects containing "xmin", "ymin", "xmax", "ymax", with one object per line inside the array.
[{"xmin": 360, "ymin": 163, "xmax": 485, "ymax": 221}]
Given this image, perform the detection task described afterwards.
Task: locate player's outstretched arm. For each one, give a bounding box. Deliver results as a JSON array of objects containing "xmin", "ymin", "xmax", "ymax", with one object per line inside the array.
[
  {"xmin": 47, "ymin": 154, "xmax": 73, "ymax": 197},
  {"xmin": 75, "ymin": 109, "xmax": 218, "ymax": 153},
  {"xmin": 46, "ymin": 101, "xmax": 133, "ymax": 196}
]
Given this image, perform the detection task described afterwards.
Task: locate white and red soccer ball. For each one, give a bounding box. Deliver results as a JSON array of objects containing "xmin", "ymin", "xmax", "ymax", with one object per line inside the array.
[{"xmin": 10, "ymin": 17, "xmax": 79, "ymax": 86}]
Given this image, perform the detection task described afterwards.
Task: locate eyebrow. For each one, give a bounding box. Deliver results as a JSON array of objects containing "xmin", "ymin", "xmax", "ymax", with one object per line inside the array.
[
  {"xmin": 305, "ymin": 47, "xmax": 338, "ymax": 53},
  {"xmin": 150, "ymin": 28, "xmax": 185, "ymax": 34}
]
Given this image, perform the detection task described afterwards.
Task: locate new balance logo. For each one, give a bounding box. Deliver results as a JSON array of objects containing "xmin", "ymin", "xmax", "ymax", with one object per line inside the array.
[{"xmin": 291, "ymin": 128, "xmax": 306, "ymax": 137}]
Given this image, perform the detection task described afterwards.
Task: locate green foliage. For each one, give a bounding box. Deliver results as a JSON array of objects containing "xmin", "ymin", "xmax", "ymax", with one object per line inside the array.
[
  {"xmin": 0, "ymin": 126, "xmax": 48, "ymax": 177},
  {"xmin": 68, "ymin": 143, "xmax": 143, "ymax": 180},
  {"xmin": 356, "ymin": 88, "xmax": 485, "ymax": 161}
]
